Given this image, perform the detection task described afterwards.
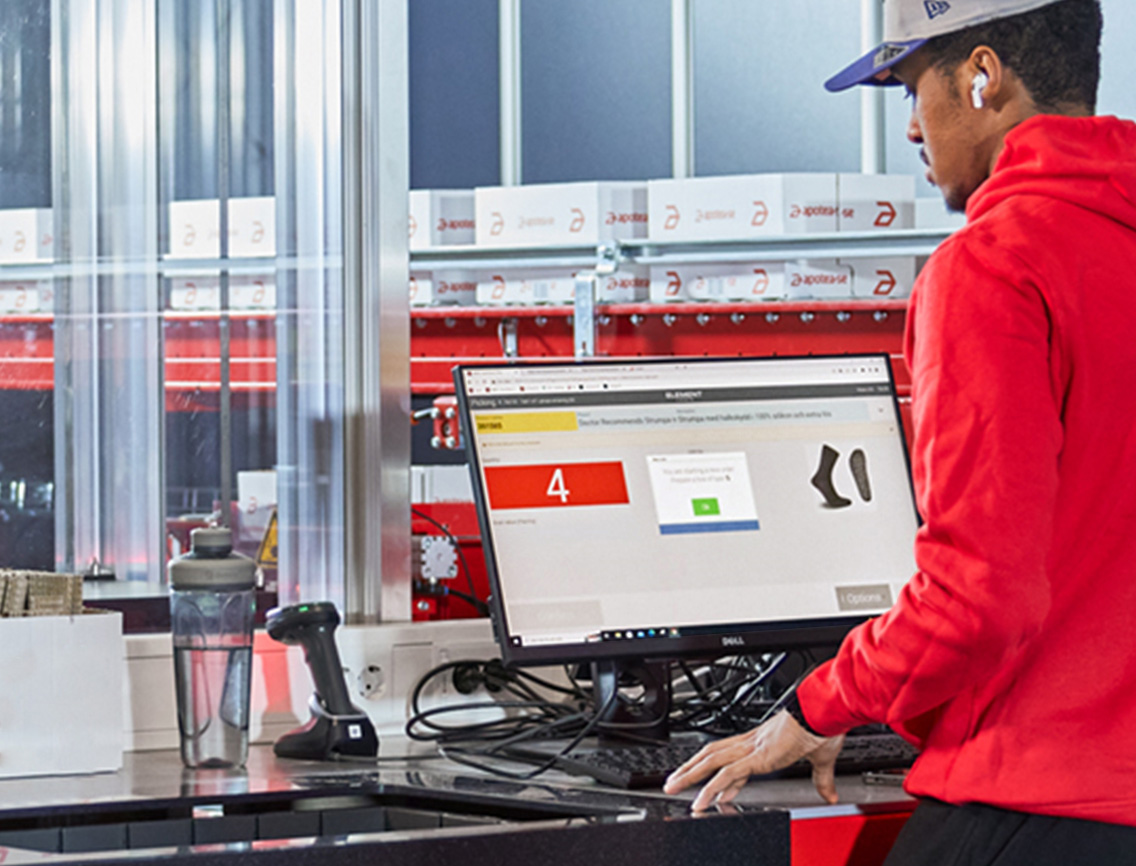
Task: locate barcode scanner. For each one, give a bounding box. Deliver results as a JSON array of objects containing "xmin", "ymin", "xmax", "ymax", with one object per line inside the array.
[{"xmin": 266, "ymin": 601, "xmax": 379, "ymax": 761}]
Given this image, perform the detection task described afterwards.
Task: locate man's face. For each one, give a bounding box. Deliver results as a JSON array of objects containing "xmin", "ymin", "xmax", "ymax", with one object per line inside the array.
[{"xmin": 893, "ymin": 51, "xmax": 992, "ymax": 213}]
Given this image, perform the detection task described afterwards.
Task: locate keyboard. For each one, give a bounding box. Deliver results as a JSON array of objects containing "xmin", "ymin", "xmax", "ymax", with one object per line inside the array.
[{"xmin": 518, "ymin": 729, "xmax": 918, "ymax": 790}]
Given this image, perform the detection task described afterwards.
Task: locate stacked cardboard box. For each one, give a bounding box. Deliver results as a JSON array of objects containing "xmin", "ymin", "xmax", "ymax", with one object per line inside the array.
[
  {"xmin": 410, "ymin": 271, "xmax": 479, "ymax": 307},
  {"xmin": 408, "ymin": 175, "xmax": 919, "ymax": 307},
  {"xmin": 408, "ymin": 190, "xmax": 478, "ymax": 306},
  {"xmin": 476, "ymin": 266, "xmax": 650, "ymax": 306},
  {"xmin": 646, "ymin": 173, "xmax": 917, "ymax": 302},
  {"xmin": 475, "ymin": 182, "xmax": 648, "ymax": 247},
  {"xmin": 409, "ymin": 190, "xmax": 476, "ymax": 250},
  {"xmin": 0, "ymin": 570, "xmax": 84, "ymax": 617}
]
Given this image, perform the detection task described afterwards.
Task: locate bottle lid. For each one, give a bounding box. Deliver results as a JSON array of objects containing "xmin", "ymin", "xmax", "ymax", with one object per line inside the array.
[
  {"xmin": 190, "ymin": 527, "xmax": 234, "ymax": 556},
  {"xmin": 169, "ymin": 527, "xmax": 257, "ymax": 590}
]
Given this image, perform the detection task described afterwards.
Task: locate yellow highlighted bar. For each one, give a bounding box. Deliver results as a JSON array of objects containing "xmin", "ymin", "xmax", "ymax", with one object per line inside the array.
[{"xmin": 476, "ymin": 411, "xmax": 578, "ymax": 434}]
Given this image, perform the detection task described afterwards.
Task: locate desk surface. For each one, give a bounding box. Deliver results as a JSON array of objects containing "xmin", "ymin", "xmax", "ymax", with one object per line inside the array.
[
  {"xmin": 0, "ymin": 742, "xmax": 916, "ymax": 866},
  {"xmin": 0, "ymin": 739, "xmax": 916, "ymax": 817}
]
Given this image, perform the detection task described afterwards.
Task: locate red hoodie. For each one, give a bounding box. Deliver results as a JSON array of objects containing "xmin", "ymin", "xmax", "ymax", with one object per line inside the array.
[{"xmin": 796, "ymin": 114, "xmax": 1136, "ymax": 824}]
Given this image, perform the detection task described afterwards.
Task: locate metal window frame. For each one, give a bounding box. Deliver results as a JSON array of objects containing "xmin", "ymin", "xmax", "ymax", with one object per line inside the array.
[{"xmin": 342, "ymin": 0, "xmax": 410, "ymax": 622}]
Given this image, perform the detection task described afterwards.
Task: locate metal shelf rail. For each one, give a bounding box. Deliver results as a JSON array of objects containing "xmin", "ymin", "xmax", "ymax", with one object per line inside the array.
[{"xmin": 408, "ymin": 229, "xmax": 952, "ymax": 392}]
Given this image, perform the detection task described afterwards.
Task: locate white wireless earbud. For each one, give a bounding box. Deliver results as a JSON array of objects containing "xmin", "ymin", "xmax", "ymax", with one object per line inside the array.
[{"xmin": 971, "ymin": 72, "xmax": 989, "ymax": 109}]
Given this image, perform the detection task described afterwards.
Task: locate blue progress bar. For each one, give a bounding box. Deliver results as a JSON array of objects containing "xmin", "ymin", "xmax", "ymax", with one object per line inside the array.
[{"xmin": 659, "ymin": 520, "xmax": 760, "ymax": 535}]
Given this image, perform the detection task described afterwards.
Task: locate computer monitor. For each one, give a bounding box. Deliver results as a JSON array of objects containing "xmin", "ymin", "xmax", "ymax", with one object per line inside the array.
[{"xmin": 454, "ymin": 355, "xmax": 919, "ymax": 676}]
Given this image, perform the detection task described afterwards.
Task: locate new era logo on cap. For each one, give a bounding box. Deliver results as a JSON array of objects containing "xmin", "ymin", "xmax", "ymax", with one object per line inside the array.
[{"xmin": 925, "ymin": 0, "xmax": 952, "ymax": 18}]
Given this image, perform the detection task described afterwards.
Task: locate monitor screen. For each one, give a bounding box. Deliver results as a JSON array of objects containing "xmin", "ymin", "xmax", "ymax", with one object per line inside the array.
[{"xmin": 455, "ymin": 355, "xmax": 919, "ymax": 667}]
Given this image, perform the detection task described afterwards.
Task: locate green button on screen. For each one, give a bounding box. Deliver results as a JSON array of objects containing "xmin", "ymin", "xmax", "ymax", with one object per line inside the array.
[{"xmin": 692, "ymin": 498, "xmax": 720, "ymax": 517}]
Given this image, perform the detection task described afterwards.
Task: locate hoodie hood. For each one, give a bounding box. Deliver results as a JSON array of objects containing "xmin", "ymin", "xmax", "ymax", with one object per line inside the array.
[{"xmin": 967, "ymin": 114, "xmax": 1136, "ymax": 232}]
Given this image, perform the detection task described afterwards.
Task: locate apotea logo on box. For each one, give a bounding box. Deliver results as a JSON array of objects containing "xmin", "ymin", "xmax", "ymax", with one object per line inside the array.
[
  {"xmin": 925, "ymin": 0, "xmax": 950, "ymax": 19},
  {"xmin": 875, "ymin": 201, "xmax": 898, "ymax": 228},
  {"xmin": 752, "ymin": 268, "xmax": 769, "ymax": 296},
  {"xmin": 873, "ymin": 270, "xmax": 897, "ymax": 296}
]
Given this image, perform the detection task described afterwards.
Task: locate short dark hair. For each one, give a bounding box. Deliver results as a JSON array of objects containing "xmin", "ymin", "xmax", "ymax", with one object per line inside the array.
[{"xmin": 922, "ymin": 0, "xmax": 1102, "ymax": 112}]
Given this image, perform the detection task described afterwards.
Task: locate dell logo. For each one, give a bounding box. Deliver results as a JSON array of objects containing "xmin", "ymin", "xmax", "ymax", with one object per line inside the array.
[
  {"xmin": 721, "ymin": 635, "xmax": 746, "ymax": 648},
  {"xmin": 924, "ymin": 0, "xmax": 950, "ymax": 19}
]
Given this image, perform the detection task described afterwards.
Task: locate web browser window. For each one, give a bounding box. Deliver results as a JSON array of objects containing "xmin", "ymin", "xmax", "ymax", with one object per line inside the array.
[{"xmin": 459, "ymin": 357, "xmax": 918, "ymax": 654}]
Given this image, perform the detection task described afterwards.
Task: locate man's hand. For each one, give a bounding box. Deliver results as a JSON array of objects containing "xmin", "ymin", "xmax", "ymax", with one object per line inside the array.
[{"xmin": 662, "ymin": 710, "xmax": 845, "ymax": 811}]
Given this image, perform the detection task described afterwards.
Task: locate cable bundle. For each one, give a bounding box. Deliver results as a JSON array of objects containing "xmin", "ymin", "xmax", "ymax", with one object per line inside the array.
[{"xmin": 403, "ymin": 652, "xmax": 803, "ymax": 781}]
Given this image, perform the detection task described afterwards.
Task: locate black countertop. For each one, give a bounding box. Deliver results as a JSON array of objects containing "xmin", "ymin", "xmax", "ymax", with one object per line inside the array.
[{"xmin": 0, "ymin": 744, "xmax": 915, "ymax": 866}]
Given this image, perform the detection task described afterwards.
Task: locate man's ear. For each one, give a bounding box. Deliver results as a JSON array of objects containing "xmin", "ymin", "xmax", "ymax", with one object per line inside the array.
[{"xmin": 964, "ymin": 46, "xmax": 1006, "ymax": 111}]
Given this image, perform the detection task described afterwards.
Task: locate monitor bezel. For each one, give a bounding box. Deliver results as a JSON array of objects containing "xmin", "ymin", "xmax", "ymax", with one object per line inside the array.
[{"xmin": 453, "ymin": 353, "xmax": 917, "ymax": 668}]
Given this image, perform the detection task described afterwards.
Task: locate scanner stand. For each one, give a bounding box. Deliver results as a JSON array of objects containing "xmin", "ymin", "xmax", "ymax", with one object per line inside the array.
[
  {"xmin": 274, "ymin": 693, "xmax": 379, "ymax": 761},
  {"xmin": 265, "ymin": 601, "xmax": 379, "ymax": 761}
]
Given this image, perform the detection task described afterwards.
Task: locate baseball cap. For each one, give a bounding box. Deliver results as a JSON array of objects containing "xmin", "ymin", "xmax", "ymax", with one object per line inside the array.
[{"xmin": 824, "ymin": 0, "xmax": 1060, "ymax": 91}]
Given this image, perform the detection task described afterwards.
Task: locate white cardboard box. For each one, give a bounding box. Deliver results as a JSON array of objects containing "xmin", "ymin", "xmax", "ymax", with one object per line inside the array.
[
  {"xmin": 409, "ymin": 270, "xmax": 479, "ymax": 306},
  {"xmin": 168, "ymin": 274, "xmax": 277, "ymax": 311},
  {"xmin": 649, "ymin": 262, "xmax": 790, "ymax": 302},
  {"xmin": 409, "ymin": 190, "xmax": 476, "ymax": 250},
  {"xmin": 837, "ymin": 174, "xmax": 916, "ymax": 232},
  {"xmin": 840, "ymin": 256, "xmax": 918, "ymax": 300},
  {"xmin": 596, "ymin": 268, "xmax": 651, "ymax": 303},
  {"xmin": 0, "ymin": 209, "xmax": 53, "ymax": 264},
  {"xmin": 475, "ymin": 182, "xmax": 647, "ymax": 247},
  {"xmin": 0, "ymin": 280, "xmax": 54, "ymax": 314},
  {"xmin": 647, "ymin": 174, "xmax": 837, "ymax": 242},
  {"xmin": 786, "ymin": 259, "xmax": 854, "ymax": 299},
  {"xmin": 0, "ymin": 611, "xmax": 124, "ymax": 778},
  {"xmin": 168, "ymin": 197, "xmax": 276, "ymax": 258},
  {"xmin": 477, "ymin": 266, "xmax": 649, "ymax": 306},
  {"xmin": 649, "ymin": 260, "xmax": 856, "ymax": 302}
]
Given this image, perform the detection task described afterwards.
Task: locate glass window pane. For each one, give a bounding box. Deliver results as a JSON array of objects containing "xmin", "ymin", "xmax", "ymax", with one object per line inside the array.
[
  {"xmin": 162, "ymin": 0, "xmax": 279, "ymax": 575},
  {"xmin": 0, "ymin": 3, "xmax": 54, "ymax": 570},
  {"xmin": 693, "ymin": 0, "xmax": 861, "ymax": 176},
  {"xmin": 0, "ymin": 0, "xmax": 352, "ymax": 621},
  {"xmin": 520, "ymin": 0, "xmax": 671, "ymax": 183},
  {"xmin": 409, "ymin": 0, "xmax": 500, "ymax": 189}
]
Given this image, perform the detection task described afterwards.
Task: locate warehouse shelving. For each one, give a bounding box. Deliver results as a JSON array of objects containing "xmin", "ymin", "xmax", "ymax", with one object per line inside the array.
[
  {"xmin": 408, "ymin": 227, "xmax": 953, "ymax": 394},
  {"xmin": 410, "ymin": 227, "xmax": 951, "ymax": 270}
]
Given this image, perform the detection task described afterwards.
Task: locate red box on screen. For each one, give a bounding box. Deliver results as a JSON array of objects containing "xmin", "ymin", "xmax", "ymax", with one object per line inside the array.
[{"xmin": 485, "ymin": 462, "xmax": 629, "ymax": 509}]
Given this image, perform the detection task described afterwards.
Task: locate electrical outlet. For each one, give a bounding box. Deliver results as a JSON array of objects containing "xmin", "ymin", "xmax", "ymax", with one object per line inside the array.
[
  {"xmin": 335, "ymin": 619, "xmax": 497, "ymax": 736},
  {"xmin": 357, "ymin": 664, "xmax": 385, "ymax": 699}
]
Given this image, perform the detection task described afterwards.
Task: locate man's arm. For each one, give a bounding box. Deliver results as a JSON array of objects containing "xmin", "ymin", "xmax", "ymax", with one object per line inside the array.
[
  {"xmin": 799, "ymin": 235, "xmax": 1063, "ymax": 734},
  {"xmin": 664, "ymin": 233, "xmax": 1064, "ymax": 808}
]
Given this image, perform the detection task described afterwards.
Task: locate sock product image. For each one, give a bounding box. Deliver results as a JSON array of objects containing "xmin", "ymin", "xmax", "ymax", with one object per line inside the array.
[
  {"xmin": 811, "ymin": 444, "xmax": 852, "ymax": 509},
  {"xmin": 850, "ymin": 448, "xmax": 872, "ymax": 502}
]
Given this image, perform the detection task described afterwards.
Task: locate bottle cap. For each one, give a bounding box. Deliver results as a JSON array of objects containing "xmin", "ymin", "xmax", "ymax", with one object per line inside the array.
[
  {"xmin": 169, "ymin": 527, "xmax": 257, "ymax": 590},
  {"xmin": 190, "ymin": 527, "xmax": 234, "ymax": 556}
]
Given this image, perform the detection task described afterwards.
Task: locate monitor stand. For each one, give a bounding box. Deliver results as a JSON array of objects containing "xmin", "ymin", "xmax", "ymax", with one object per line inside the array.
[
  {"xmin": 591, "ymin": 659, "xmax": 672, "ymax": 743},
  {"xmin": 496, "ymin": 657, "xmax": 707, "ymax": 773}
]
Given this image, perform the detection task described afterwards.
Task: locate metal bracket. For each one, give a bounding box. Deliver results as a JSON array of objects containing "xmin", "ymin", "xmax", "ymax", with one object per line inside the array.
[
  {"xmin": 573, "ymin": 244, "xmax": 620, "ymax": 358},
  {"xmin": 498, "ymin": 317, "xmax": 518, "ymax": 358}
]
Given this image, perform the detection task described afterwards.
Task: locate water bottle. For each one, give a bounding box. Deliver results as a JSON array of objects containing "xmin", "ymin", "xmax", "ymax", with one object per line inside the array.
[{"xmin": 169, "ymin": 527, "xmax": 257, "ymax": 769}]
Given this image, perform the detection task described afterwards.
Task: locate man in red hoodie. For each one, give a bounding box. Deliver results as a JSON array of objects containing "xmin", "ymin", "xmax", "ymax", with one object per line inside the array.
[{"xmin": 665, "ymin": 0, "xmax": 1136, "ymax": 861}]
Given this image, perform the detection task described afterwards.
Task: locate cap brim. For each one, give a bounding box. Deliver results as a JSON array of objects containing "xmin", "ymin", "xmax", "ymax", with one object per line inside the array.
[{"xmin": 824, "ymin": 39, "xmax": 927, "ymax": 92}]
